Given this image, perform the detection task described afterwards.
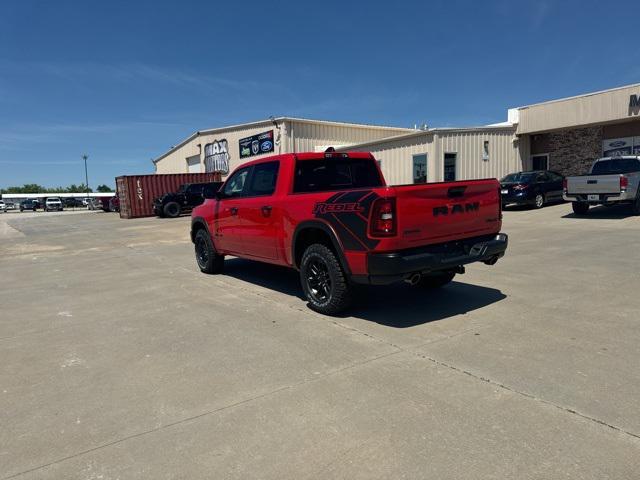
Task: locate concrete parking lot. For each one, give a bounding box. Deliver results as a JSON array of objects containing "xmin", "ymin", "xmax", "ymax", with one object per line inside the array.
[{"xmin": 1, "ymin": 204, "xmax": 639, "ymax": 479}]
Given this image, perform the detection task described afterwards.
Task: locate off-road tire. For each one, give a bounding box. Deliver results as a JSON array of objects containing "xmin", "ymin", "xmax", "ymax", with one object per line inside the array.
[
  {"xmin": 164, "ymin": 202, "xmax": 181, "ymax": 218},
  {"xmin": 194, "ymin": 229, "xmax": 224, "ymax": 274},
  {"xmin": 300, "ymin": 243, "xmax": 352, "ymax": 315},
  {"xmin": 572, "ymin": 202, "xmax": 589, "ymax": 215},
  {"xmin": 417, "ymin": 271, "xmax": 456, "ymax": 289}
]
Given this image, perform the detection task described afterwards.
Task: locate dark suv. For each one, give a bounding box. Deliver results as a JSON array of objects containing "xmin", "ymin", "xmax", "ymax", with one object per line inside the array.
[
  {"xmin": 153, "ymin": 182, "xmax": 220, "ymax": 218},
  {"xmin": 19, "ymin": 199, "xmax": 41, "ymax": 211}
]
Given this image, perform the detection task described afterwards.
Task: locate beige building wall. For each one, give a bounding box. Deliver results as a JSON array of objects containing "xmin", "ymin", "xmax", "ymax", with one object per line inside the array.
[
  {"xmin": 287, "ymin": 120, "xmax": 410, "ymax": 153},
  {"xmin": 155, "ymin": 121, "xmax": 283, "ymax": 175},
  {"xmin": 517, "ymin": 83, "xmax": 640, "ymax": 134},
  {"xmin": 154, "ymin": 118, "xmax": 413, "ymax": 176},
  {"xmin": 437, "ymin": 129, "xmax": 521, "ymax": 181},
  {"xmin": 343, "ymin": 127, "xmax": 522, "ymax": 185}
]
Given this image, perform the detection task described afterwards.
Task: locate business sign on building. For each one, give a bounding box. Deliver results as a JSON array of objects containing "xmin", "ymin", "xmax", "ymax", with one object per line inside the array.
[
  {"xmin": 204, "ymin": 139, "xmax": 230, "ymax": 174},
  {"xmin": 602, "ymin": 137, "xmax": 633, "ymax": 157},
  {"xmin": 239, "ymin": 130, "xmax": 274, "ymax": 159}
]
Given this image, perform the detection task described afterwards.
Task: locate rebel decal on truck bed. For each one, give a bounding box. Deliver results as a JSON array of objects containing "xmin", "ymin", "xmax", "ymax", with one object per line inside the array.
[{"xmin": 313, "ymin": 190, "xmax": 381, "ymax": 251}]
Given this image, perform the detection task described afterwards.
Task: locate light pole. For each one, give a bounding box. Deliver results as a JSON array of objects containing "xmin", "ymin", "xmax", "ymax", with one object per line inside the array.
[{"xmin": 82, "ymin": 154, "xmax": 89, "ymax": 201}]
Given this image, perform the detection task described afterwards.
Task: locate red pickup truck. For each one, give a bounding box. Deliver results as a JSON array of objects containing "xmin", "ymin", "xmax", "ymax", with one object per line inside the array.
[{"xmin": 191, "ymin": 150, "xmax": 508, "ymax": 315}]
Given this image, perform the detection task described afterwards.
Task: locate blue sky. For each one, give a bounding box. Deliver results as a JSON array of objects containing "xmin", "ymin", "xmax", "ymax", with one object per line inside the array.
[{"xmin": 0, "ymin": 0, "xmax": 638, "ymax": 189}]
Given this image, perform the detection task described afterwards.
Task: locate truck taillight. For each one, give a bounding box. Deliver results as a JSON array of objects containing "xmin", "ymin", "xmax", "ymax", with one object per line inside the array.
[
  {"xmin": 370, "ymin": 197, "xmax": 397, "ymax": 237},
  {"xmin": 620, "ymin": 175, "xmax": 628, "ymax": 192}
]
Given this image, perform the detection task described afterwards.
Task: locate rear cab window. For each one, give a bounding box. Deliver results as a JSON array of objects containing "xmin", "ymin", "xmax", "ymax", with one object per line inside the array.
[
  {"xmin": 293, "ymin": 158, "xmax": 382, "ymax": 193},
  {"xmin": 592, "ymin": 158, "xmax": 640, "ymax": 175}
]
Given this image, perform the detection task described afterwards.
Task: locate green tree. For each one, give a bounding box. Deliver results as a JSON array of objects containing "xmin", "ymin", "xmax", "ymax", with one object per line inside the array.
[{"xmin": 96, "ymin": 184, "xmax": 113, "ymax": 192}]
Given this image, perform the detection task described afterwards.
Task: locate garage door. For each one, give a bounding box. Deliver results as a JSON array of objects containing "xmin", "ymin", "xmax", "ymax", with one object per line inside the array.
[{"xmin": 186, "ymin": 155, "xmax": 201, "ymax": 173}]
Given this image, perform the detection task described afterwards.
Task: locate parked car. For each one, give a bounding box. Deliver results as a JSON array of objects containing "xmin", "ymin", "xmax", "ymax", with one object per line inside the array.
[
  {"xmin": 154, "ymin": 182, "xmax": 220, "ymax": 218},
  {"xmin": 19, "ymin": 199, "xmax": 40, "ymax": 211},
  {"xmin": 191, "ymin": 150, "xmax": 508, "ymax": 315},
  {"xmin": 63, "ymin": 197, "xmax": 84, "ymax": 208},
  {"xmin": 109, "ymin": 196, "xmax": 120, "ymax": 212},
  {"xmin": 44, "ymin": 197, "xmax": 63, "ymax": 212},
  {"xmin": 86, "ymin": 198, "xmax": 103, "ymax": 210},
  {"xmin": 500, "ymin": 170, "xmax": 564, "ymax": 208},
  {"xmin": 564, "ymin": 156, "xmax": 640, "ymax": 215},
  {"xmin": 4, "ymin": 201, "xmax": 16, "ymax": 210},
  {"xmin": 0, "ymin": 200, "xmax": 6, "ymax": 212}
]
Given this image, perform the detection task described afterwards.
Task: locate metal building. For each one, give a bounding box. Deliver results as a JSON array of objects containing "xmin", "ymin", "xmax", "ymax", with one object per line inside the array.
[
  {"xmin": 153, "ymin": 117, "xmax": 413, "ymax": 175},
  {"xmin": 512, "ymin": 82, "xmax": 640, "ymax": 175},
  {"xmin": 336, "ymin": 125, "xmax": 521, "ymax": 185},
  {"xmin": 151, "ymin": 82, "xmax": 640, "ymax": 184}
]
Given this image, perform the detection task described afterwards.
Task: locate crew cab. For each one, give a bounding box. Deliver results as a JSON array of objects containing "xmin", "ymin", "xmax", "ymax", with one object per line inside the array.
[
  {"xmin": 154, "ymin": 182, "xmax": 220, "ymax": 218},
  {"xmin": 563, "ymin": 156, "xmax": 640, "ymax": 215},
  {"xmin": 191, "ymin": 151, "xmax": 508, "ymax": 315}
]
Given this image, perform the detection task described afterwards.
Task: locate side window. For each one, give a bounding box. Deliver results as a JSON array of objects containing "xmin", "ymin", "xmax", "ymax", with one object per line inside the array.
[
  {"xmin": 223, "ymin": 167, "xmax": 250, "ymax": 198},
  {"xmin": 246, "ymin": 161, "xmax": 279, "ymax": 196},
  {"xmin": 537, "ymin": 172, "xmax": 549, "ymax": 182}
]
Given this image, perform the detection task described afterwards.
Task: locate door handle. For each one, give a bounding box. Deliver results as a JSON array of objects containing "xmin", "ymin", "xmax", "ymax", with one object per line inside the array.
[
  {"xmin": 229, "ymin": 207, "xmax": 238, "ymax": 215},
  {"xmin": 261, "ymin": 205, "xmax": 272, "ymax": 215}
]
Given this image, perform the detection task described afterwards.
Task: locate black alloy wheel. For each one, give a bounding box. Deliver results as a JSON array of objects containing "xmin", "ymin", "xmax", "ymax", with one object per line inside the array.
[
  {"xmin": 306, "ymin": 258, "xmax": 332, "ymax": 303},
  {"xmin": 300, "ymin": 243, "xmax": 351, "ymax": 315},
  {"xmin": 194, "ymin": 229, "xmax": 224, "ymax": 274}
]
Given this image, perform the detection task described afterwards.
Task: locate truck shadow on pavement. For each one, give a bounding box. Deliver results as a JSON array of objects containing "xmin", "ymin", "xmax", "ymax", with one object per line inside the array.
[
  {"xmin": 562, "ymin": 204, "xmax": 635, "ymax": 219},
  {"xmin": 223, "ymin": 258, "xmax": 506, "ymax": 327}
]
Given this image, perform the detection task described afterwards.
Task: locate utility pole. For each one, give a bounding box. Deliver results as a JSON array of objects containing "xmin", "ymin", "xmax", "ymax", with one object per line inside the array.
[{"xmin": 82, "ymin": 154, "xmax": 89, "ymax": 201}]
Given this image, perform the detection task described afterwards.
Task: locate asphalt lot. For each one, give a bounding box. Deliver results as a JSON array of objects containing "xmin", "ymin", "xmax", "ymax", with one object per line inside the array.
[{"xmin": 1, "ymin": 204, "xmax": 639, "ymax": 479}]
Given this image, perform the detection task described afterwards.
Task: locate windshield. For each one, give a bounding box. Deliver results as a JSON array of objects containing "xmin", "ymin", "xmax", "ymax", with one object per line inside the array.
[
  {"xmin": 501, "ymin": 172, "xmax": 535, "ymax": 183},
  {"xmin": 591, "ymin": 158, "xmax": 640, "ymax": 175}
]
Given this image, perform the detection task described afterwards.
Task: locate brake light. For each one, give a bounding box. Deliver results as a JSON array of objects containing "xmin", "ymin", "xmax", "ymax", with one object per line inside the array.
[
  {"xmin": 369, "ymin": 197, "xmax": 397, "ymax": 237},
  {"xmin": 562, "ymin": 178, "xmax": 568, "ymax": 192},
  {"xmin": 513, "ymin": 184, "xmax": 528, "ymax": 191},
  {"xmin": 620, "ymin": 175, "xmax": 628, "ymax": 192}
]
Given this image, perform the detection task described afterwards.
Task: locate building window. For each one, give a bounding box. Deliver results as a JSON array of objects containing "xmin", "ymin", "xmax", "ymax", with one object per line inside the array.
[
  {"xmin": 444, "ymin": 153, "xmax": 457, "ymax": 181},
  {"xmin": 412, "ymin": 154, "xmax": 427, "ymax": 183},
  {"xmin": 482, "ymin": 141, "xmax": 489, "ymax": 161},
  {"xmin": 531, "ymin": 154, "xmax": 549, "ymax": 170}
]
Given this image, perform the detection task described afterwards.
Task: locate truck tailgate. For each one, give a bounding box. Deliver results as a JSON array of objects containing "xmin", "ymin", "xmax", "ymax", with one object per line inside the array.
[
  {"xmin": 391, "ymin": 179, "xmax": 501, "ymax": 249},
  {"xmin": 567, "ymin": 175, "xmax": 621, "ymax": 194}
]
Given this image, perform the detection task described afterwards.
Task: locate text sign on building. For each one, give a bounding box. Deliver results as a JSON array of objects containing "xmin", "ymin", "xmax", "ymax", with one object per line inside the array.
[
  {"xmin": 204, "ymin": 139, "xmax": 230, "ymax": 174},
  {"xmin": 239, "ymin": 130, "xmax": 274, "ymax": 159},
  {"xmin": 603, "ymin": 137, "xmax": 633, "ymax": 157}
]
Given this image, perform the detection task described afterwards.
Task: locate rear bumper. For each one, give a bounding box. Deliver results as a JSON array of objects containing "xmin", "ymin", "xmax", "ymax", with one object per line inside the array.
[
  {"xmin": 564, "ymin": 192, "xmax": 634, "ymax": 203},
  {"xmin": 501, "ymin": 192, "xmax": 533, "ymax": 205},
  {"xmin": 353, "ymin": 233, "xmax": 508, "ymax": 285}
]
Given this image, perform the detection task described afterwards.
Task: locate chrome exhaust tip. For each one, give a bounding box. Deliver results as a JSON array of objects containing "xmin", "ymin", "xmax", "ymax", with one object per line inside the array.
[{"xmin": 405, "ymin": 273, "xmax": 422, "ymax": 286}]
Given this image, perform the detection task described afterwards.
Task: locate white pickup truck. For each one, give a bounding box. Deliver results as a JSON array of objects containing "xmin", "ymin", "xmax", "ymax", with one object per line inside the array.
[{"xmin": 563, "ymin": 156, "xmax": 640, "ymax": 215}]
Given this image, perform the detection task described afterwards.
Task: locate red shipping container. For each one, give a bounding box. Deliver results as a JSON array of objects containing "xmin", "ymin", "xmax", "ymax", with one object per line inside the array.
[{"xmin": 116, "ymin": 173, "xmax": 221, "ymax": 219}]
